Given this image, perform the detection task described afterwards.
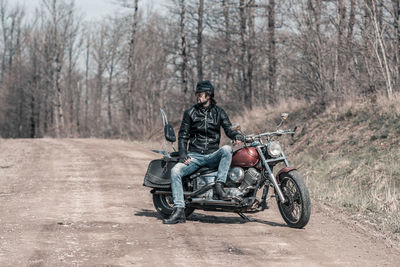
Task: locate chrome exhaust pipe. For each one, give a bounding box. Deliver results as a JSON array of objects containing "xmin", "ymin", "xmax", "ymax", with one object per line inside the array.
[
  {"xmin": 188, "ymin": 198, "xmax": 239, "ymax": 206},
  {"xmin": 153, "ymin": 183, "xmax": 215, "ymax": 197}
]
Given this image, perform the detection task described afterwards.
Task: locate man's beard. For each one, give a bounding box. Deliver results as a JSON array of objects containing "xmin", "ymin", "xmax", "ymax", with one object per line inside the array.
[{"xmin": 197, "ymin": 98, "xmax": 208, "ymax": 106}]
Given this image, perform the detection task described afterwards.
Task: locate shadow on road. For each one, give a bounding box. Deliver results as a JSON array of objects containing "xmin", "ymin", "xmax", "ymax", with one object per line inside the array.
[{"xmin": 135, "ymin": 209, "xmax": 288, "ymax": 227}]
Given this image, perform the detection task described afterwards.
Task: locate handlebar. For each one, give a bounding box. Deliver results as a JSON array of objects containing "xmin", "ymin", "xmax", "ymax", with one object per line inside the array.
[
  {"xmin": 232, "ymin": 127, "xmax": 297, "ymax": 146},
  {"xmin": 244, "ymin": 128, "xmax": 297, "ymax": 143}
]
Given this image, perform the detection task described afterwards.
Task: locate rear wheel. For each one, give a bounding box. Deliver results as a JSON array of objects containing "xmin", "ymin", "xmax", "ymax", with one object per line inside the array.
[
  {"xmin": 152, "ymin": 193, "xmax": 195, "ymax": 219},
  {"xmin": 277, "ymin": 171, "xmax": 311, "ymax": 228}
]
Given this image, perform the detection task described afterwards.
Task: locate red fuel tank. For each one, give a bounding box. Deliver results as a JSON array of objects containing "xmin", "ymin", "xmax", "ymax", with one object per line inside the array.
[{"xmin": 231, "ymin": 147, "xmax": 259, "ymax": 168}]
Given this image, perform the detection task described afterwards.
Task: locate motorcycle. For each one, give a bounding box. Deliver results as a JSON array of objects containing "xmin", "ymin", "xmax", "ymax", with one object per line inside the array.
[{"xmin": 143, "ymin": 110, "xmax": 311, "ymax": 228}]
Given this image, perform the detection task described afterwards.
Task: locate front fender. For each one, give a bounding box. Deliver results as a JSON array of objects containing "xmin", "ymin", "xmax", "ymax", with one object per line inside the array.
[{"xmin": 277, "ymin": 167, "xmax": 297, "ymax": 182}]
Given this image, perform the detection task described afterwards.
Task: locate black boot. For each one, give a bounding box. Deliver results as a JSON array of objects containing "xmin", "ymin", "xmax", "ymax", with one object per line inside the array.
[
  {"xmin": 215, "ymin": 182, "xmax": 230, "ymax": 200},
  {"xmin": 163, "ymin": 208, "xmax": 186, "ymax": 224}
]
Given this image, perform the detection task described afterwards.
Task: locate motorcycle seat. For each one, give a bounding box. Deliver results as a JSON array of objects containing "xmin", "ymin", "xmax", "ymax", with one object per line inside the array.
[{"xmin": 170, "ymin": 151, "xmax": 179, "ymax": 157}]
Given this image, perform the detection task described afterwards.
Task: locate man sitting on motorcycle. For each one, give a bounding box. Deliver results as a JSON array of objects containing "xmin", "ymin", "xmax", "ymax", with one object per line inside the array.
[{"xmin": 163, "ymin": 80, "xmax": 243, "ymax": 224}]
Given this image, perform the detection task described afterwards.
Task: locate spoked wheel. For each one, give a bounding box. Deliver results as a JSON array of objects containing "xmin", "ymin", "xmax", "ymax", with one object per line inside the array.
[
  {"xmin": 277, "ymin": 171, "xmax": 311, "ymax": 228},
  {"xmin": 152, "ymin": 193, "xmax": 195, "ymax": 219}
]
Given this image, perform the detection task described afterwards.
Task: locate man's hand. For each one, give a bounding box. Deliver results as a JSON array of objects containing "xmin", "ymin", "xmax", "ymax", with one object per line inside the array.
[
  {"xmin": 179, "ymin": 156, "xmax": 191, "ymax": 165},
  {"xmin": 233, "ymin": 134, "xmax": 244, "ymax": 146},
  {"xmin": 233, "ymin": 140, "xmax": 242, "ymax": 146},
  {"xmin": 183, "ymin": 157, "xmax": 191, "ymax": 165}
]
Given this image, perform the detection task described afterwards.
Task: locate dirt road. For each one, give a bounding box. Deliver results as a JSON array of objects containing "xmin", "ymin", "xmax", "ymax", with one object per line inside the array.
[{"xmin": 0, "ymin": 139, "xmax": 398, "ymax": 266}]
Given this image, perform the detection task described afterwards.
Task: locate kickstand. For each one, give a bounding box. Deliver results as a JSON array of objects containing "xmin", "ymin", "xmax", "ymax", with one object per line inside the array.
[{"xmin": 237, "ymin": 212, "xmax": 255, "ymax": 222}]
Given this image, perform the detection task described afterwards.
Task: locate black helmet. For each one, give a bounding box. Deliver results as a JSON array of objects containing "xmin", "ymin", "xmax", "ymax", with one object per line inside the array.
[{"xmin": 195, "ymin": 80, "xmax": 214, "ymax": 95}]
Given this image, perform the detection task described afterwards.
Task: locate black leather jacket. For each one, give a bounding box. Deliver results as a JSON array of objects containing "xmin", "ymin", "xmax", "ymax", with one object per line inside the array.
[{"xmin": 178, "ymin": 104, "xmax": 239, "ymax": 160}]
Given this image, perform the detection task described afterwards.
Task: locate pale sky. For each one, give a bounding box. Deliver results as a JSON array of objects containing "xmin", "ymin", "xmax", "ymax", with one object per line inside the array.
[{"xmin": 15, "ymin": 0, "xmax": 166, "ymax": 20}]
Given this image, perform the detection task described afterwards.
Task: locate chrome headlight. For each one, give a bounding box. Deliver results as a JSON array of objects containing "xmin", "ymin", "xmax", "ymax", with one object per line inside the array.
[{"xmin": 267, "ymin": 141, "xmax": 282, "ymax": 157}]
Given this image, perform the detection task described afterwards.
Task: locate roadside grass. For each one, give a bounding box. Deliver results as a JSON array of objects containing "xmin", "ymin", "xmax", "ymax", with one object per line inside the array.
[
  {"xmin": 295, "ymin": 150, "xmax": 400, "ymax": 233},
  {"xmin": 231, "ymin": 95, "xmax": 400, "ymax": 234}
]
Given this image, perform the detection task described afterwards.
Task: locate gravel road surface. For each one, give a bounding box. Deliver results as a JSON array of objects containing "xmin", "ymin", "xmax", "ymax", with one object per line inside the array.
[{"xmin": 0, "ymin": 139, "xmax": 398, "ymax": 266}]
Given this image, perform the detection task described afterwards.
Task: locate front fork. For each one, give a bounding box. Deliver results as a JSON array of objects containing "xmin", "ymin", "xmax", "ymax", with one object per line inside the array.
[{"xmin": 256, "ymin": 147, "xmax": 287, "ymax": 203}]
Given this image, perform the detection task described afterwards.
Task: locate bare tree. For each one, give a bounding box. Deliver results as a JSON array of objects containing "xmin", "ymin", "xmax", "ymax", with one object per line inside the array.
[
  {"xmin": 196, "ymin": 0, "xmax": 204, "ymax": 81},
  {"xmin": 393, "ymin": 0, "xmax": 400, "ymax": 87},
  {"xmin": 246, "ymin": 0, "xmax": 255, "ymax": 108},
  {"xmin": 84, "ymin": 28, "xmax": 90, "ymax": 136},
  {"xmin": 239, "ymin": 0, "xmax": 248, "ymax": 107},
  {"xmin": 105, "ymin": 16, "xmax": 125, "ymax": 134},
  {"xmin": 45, "ymin": 0, "xmax": 65, "ymax": 137},
  {"xmin": 366, "ymin": 0, "xmax": 393, "ymax": 98},
  {"xmin": 92, "ymin": 24, "xmax": 106, "ymax": 135},
  {"xmin": 333, "ymin": 0, "xmax": 346, "ymax": 95},
  {"xmin": 180, "ymin": 0, "xmax": 188, "ymax": 95},
  {"xmin": 64, "ymin": 9, "xmax": 81, "ymax": 137},
  {"xmin": 126, "ymin": 0, "xmax": 139, "ymax": 134},
  {"xmin": 222, "ymin": 0, "xmax": 232, "ymax": 88},
  {"xmin": 267, "ymin": 0, "xmax": 276, "ymax": 102}
]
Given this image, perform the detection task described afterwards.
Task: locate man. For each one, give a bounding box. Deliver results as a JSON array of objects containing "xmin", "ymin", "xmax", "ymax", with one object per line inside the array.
[{"xmin": 163, "ymin": 80, "xmax": 242, "ymax": 224}]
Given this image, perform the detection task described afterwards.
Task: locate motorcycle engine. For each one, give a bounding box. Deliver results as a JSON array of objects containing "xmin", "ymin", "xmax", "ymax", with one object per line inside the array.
[
  {"xmin": 227, "ymin": 167, "xmax": 261, "ymax": 198},
  {"xmin": 194, "ymin": 167, "xmax": 262, "ymax": 200},
  {"xmin": 239, "ymin": 168, "xmax": 261, "ymax": 191}
]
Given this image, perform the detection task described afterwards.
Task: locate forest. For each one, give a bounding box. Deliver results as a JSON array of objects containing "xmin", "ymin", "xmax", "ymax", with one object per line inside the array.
[{"xmin": 0, "ymin": 0, "xmax": 399, "ymax": 139}]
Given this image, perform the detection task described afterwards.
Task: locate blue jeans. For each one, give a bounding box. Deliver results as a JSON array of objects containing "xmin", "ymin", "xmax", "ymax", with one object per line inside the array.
[{"xmin": 170, "ymin": 145, "xmax": 233, "ymax": 208}]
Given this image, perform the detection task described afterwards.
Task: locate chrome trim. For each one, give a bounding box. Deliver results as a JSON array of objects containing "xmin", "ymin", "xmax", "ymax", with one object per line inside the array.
[
  {"xmin": 264, "ymin": 156, "xmax": 286, "ymax": 163},
  {"xmin": 281, "ymin": 150, "xmax": 290, "ymax": 166}
]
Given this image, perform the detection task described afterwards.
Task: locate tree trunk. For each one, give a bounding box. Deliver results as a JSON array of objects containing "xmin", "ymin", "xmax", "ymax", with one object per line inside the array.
[
  {"xmin": 52, "ymin": 0, "xmax": 65, "ymax": 138},
  {"xmin": 222, "ymin": 0, "xmax": 231, "ymax": 88},
  {"xmin": 268, "ymin": 0, "xmax": 276, "ymax": 103},
  {"xmin": 67, "ymin": 38, "xmax": 73, "ymax": 137},
  {"xmin": 239, "ymin": 0, "xmax": 248, "ymax": 107},
  {"xmin": 361, "ymin": 1, "xmax": 374, "ymax": 96},
  {"xmin": 127, "ymin": 0, "xmax": 139, "ymax": 134},
  {"xmin": 180, "ymin": 0, "xmax": 188, "ymax": 95},
  {"xmin": 393, "ymin": 0, "xmax": 400, "ymax": 87},
  {"xmin": 76, "ymin": 81, "xmax": 81, "ymax": 136},
  {"xmin": 370, "ymin": 2, "xmax": 393, "ymax": 98},
  {"xmin": 335, "ymin": 0, "xmax": 346, "ymax": 95},
  {"xmin": 347, "ymin": 0, "xmax": 356, "ymax": 47},
  {"xmin": 247, "ymin": 0, "xmax": 255, "ymax": 108},
  {"xmin": 196, "ymin": 0, "xmax": 204, "ymax": 81},
  {"xmin": 365, "ymin": 1, "xmax": 393, "ymax": 98},
  {"xmin": 94, "ymin": 25, "xmax": 107, "ymax": 136},
  {"xmin": 0, "ymin": 1, "xmax": 7, "ymax": 81},
  {"xmin": 107, "ymin": 60, "xmax": 114, "ymax": 128},
  {"xmin": 85, "ymin": 35, "xmax": 90, "ymax": 136}
]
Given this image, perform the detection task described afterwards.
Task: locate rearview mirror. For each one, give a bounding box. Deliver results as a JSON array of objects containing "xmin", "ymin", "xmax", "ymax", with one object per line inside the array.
[
  {"xmin": 164, "ymin": 124, "xmax": 176, "ymax": 143},
  {"xmin": 281, "ymin": 113, "xmax": 289, "ymax": 120}
]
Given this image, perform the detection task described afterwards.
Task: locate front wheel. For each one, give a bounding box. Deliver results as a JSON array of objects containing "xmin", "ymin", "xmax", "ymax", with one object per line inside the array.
[
  {"xmin": 277, "ymin": 171, "xmax": 311, "ymax": 228},
  {"xmin": 152, "ymin": 193, "xmax": 195, "ymax": 219}
]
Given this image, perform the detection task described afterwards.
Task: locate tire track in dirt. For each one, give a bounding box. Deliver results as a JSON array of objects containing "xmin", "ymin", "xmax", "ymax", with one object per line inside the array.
[
  {"xmin": 0, "ymin": 139, "xmax": 61, "ymax": 266},
  {"xmin": 21, "ymin": 138, "xmax": 104, "ymax": 266},
  {"xmin": 27, "ymin": 138, "xmax": 150, "ymax": 266}
]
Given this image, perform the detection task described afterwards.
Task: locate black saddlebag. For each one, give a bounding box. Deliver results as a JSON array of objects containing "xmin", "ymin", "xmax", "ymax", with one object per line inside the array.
[{"xmin": 143, "ymin": 159, "xmax": 177, "ymax": 189}]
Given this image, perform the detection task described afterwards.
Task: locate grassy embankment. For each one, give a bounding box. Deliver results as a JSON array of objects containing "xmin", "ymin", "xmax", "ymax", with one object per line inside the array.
[{"xmin": 232, "ymin": 95, "xmax": 400, "ymax": 234}]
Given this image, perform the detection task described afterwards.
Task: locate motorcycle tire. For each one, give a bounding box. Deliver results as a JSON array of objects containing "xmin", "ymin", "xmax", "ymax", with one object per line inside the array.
[
  {"xmin": 276, "ymin": 170, "xmax": 311, "ymax": 229},
  {"xmin": 152, "ymin": 193, "xmax": 195, "ymax": 219}
]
